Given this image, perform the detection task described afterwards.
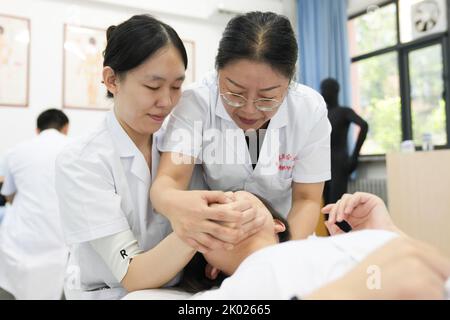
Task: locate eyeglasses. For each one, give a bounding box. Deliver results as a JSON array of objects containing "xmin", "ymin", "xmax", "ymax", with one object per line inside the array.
[{"xmin": 220, "ymin": 91, "xmax": 283, "ymax": 112}]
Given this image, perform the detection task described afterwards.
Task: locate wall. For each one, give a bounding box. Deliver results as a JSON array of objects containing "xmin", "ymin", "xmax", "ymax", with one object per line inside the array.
[{"xmin": 0, "ymin": 0, "xmax": 290, "ymax": 155}]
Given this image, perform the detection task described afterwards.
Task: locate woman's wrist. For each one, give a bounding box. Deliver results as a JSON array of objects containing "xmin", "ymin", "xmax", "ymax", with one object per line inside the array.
[{"xmin": 156, "ymin": 188, "xmax": 182, "ymax": 219}]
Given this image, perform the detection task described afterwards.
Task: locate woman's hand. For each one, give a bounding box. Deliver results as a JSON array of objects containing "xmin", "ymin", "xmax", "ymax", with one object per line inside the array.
[
  {"xmin": 322, "ymin": 192, "xmax": 398, "ymax": 235},
  {"xmin": 305, "ymin": 237, "xmax": 450, "ymax": 300},
  {"xmin": 165, "ymin": 190, "xmax": 266, "ymax": 253}
]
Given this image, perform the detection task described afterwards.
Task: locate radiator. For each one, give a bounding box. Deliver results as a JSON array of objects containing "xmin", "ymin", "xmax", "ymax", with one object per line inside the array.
[{"xmin": 347, "ymin": 178, "xmax": 388, "ymax": 205}]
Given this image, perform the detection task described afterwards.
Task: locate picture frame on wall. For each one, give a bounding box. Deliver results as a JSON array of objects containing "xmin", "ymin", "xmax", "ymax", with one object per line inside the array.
[
  {"xmin": 63, "ymin": 24, "xmax": 110, "ymax": 110},
  {"xmin": 182, "ymin": 39, "xmax": 195, "ymax": 87},
  {"xmin": 0, "ymin": 13, "xmax": 30, "ymax": 107}
]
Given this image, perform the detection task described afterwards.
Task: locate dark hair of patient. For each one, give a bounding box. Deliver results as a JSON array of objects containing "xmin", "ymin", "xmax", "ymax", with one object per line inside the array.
[{"xmin": 178, "ymin": 195, "xmax": 291, "ymax": 293}]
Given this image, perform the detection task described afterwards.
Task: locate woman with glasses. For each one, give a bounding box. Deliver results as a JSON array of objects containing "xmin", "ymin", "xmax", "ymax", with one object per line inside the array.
[{"xmin": 151, "ymin": 11, "xmax": 331, "ymax": 253}]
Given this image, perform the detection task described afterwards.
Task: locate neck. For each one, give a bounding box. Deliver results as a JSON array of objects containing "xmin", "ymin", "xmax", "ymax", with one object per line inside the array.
[
  {"xmin": 115, "ymin": 112, "xmax": 152, "ymax": 153},
  {"xmin": 225, "ymin": 236, "xmax": 278, "ymax": 275},
  {"xmin": 325, "ymin": 97, "xmax": 339, "ymax": 108}
]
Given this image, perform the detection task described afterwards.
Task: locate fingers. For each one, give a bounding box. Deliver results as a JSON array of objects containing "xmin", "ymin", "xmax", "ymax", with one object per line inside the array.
[
  {"xmin": 325, "ymin": 220, "xmax": 343, "ymax": 236},
  {"xmin": 238, "ymin": 205, "xmax": 258, "ymax": 226},
  {"xmin": 324, "ymin": 193, "xmax": 368, "ymax": 225},
  {"xmin": 185, "ymin": 237, "xmax": 212, "ymax": 254},
  {"xmin": 203, "ymin": 206, "xmax": 246, "ymax": 223},
  {"xmin": 224, "ymin": 191, "xmax": 235, "ymax": 201},
  {"xmin": 327, "ymin": 199, "xmax": 341, "ymax": 225},
  {"xmin": 240, "ymin": 210, "xmax": 266, "ymax": 236},
  {"xmin": 322, "ymin": 203, "xmax": 334, "ymax": 213},
  {"xmin": 202, "ymin": 191, "xmax": 233, "ymax": 205},
  {"xmin": 204, "ymin": 199, "xmax": 254, "ymax": 224},
  {"xmin": 199, "ymin": 209, "xmax": 266, "ymax": 246},
  {"xmin": 199, "ymin": 220, "xmax": 242, "ymax": 245}
]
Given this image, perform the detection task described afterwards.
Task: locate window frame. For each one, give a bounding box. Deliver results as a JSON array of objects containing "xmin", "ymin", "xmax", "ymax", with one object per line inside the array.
[{"xmin": 349, "ymin": 0, "xmax": 450, "ymax": 156}]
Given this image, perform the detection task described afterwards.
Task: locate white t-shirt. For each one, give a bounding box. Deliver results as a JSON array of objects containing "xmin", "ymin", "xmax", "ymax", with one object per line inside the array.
[
  {"xmin": 193, "ymin": 230, "xmax": 398, "ymax": 299},
  {"xmin": 159, "ymin": 72, "xmax": 331, "ymax": 217}
]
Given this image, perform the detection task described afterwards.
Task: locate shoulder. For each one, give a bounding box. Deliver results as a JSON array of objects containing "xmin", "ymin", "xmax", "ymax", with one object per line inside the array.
[
  {"xmin": 287, "ymin": 83, "xmax": 327, "ymax": 118},
  {"xmin": 179, "ymin": 71, "xmax": 217, "ymax": 107},
  {"xmin": 3, "ymin": 137, "xmax": 37, "ymax": 164},
  {"xmin": 56, "ymin": 121, "xmax": 113, "ymax": 169}
]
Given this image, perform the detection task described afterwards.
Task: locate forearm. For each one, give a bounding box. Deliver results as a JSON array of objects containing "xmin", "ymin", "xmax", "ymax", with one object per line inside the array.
[
  {"xmin": 150, "ymin": 175, "xmax": 187, "ymax": 218},
  {"xmin": 288, "ymin": 200, "xmax": 321, "ymax": 239},
  {"xmin": 122, "ymin": 233, "xmax": 196, "ymax": 292}
]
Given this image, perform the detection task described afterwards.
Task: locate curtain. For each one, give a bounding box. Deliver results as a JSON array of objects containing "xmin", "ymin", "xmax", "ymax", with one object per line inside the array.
[{"xmin": 297, "ymin": 0, "xmax": 351, "ymax": 107}]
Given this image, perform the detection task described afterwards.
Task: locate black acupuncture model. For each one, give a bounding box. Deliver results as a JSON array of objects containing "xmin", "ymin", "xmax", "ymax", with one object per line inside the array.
[{"xmin": 320, "ymin": 78, "xmax": 368, "ymax": 206}]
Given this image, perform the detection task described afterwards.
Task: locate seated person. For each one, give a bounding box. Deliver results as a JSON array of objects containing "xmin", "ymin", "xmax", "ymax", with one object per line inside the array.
[{"xmin": 179, "ymin": 191, "xmax": 450, "ymax": 300}]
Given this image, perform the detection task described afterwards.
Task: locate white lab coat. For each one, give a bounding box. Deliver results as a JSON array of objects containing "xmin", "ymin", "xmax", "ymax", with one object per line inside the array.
[
  {"xmin": 193, "ymin": 230, "xmax": 399, "ymax": 299},
  {"xmin": 55, "ymin": 111, "xmax": 178, "ymax": 300},
  {"xmin": 0, "ymin": 129, "xmax": 69, "ymax": 300},
  {"xmin": 160, "ymin": 72, "xmax": 331, "ymax": 217}
]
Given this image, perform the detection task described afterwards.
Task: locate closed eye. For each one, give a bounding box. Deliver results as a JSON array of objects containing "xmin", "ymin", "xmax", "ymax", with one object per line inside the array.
[
  {"xmin": 145, "ymin": 85, "xmax": 160, "ymax": 90},
  {"xmin": 258, "ymin": 97, "xmax": 275, "ymax": 100}
]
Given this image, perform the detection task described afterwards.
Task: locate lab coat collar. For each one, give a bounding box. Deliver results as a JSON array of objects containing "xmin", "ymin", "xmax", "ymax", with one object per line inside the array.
[
  {"xmin": 214, "ymin": 90, "xmax": 234, "ymax": 123},
  {"xmin": 39, "ymin": 128, "xmax": 63, "ymax": 137},
  {"xmin": 106, "ymin": 111, "xmax": 150, "ymax": 185},
  {"xmin": 267, "ymin": 97, "xmax": 288, "ymax": 130}
]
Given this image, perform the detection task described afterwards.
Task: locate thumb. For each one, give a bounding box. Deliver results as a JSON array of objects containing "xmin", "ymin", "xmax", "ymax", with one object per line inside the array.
[
  {"xmin": 325, "ymin": 220, "xmax": 342, "ymax": 235},
  {"xmin": 322, "ymin": 204, "xmax": 334, "ymax": 213}
]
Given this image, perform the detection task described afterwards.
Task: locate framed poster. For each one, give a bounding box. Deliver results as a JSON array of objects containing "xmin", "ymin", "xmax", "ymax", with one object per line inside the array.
[
  {"xmin": 0, "ymin": 14, "xmax": 30, "ymax": 107},
  {"xmin": 63, "ymin": 24, "xmax": 110, "ymax": 110},
  {"xmin": 182, "ymin": 39, "xmax": 195, "ymax": 87}
]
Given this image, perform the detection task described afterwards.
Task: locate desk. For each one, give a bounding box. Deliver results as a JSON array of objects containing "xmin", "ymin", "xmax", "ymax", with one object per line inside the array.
[{"xmin": 386, "ymin": 150, "xmax": 450, "ymax": 257}]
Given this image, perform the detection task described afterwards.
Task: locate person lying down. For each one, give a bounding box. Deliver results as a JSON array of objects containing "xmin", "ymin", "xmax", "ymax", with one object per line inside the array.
[{"xmin": 178, "ymin": 191, "xmax": 450, "ymax": 300}]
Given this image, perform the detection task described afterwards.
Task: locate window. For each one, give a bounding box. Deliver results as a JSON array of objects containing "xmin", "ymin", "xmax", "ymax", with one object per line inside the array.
[
  {"xmin": 348, "ymin": 3, "xmax": 397, "ymax": 57},
  {"xmin": 409, "ymin": 44, "xmax": 447, "ymax": 146},
  {"xmin": 348, "ymin": 0, "xmax": 450, "ymax": 155},
  {"xmin": 351, "ymin": 52, "xmax": 401, "ymax": 154}
]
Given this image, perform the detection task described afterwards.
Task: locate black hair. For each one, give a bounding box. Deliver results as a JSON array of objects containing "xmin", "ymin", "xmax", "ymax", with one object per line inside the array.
[
  {"xmin": 178, "ymin": 193, "xmax": 291, "ymax": 293},
  {"xmin": 103, "ymin": 14, "xmax": 188, "ymax": 98},
  {"xmin": 215, "ymin": 11, "xmax": 298, "ymax": 80},
  {"xmin": 37, "ymin": 109, "xmax": 69, "ymax": 132}
]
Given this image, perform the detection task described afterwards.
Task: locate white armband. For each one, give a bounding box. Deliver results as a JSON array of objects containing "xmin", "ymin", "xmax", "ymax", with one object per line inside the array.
[{"xmin": 90, "ymin": 229, "xmax": 143, "ymax": 282}]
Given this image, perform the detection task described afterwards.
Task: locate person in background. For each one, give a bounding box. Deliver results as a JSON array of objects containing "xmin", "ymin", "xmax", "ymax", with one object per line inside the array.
[
  {"xmin": 320, "ymin": 78, "xmax": 368, "ymax": 205},
  {"xmin": 0, "ymin": 109, "xmax": 70, "ymax": 300}
]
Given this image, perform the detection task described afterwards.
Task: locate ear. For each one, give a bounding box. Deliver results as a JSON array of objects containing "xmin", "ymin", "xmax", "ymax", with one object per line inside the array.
[
  {"xmin": 274, "ymin": 219, "xmax": 286, "ymax": 234},
  {"xmin": 205, "ymin": 263, "xmax": 221, "ymax": 280},
  {"xmin": 36, "ymin": 128, "xmax": 41, "ymax": 135},
  {"xmin": 60, "ymin": 124, "xmax": 69, "ymax": 136},
  {"xmin": 103, "ymin": 66, "xmax": 119, "ymax": 96}
]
